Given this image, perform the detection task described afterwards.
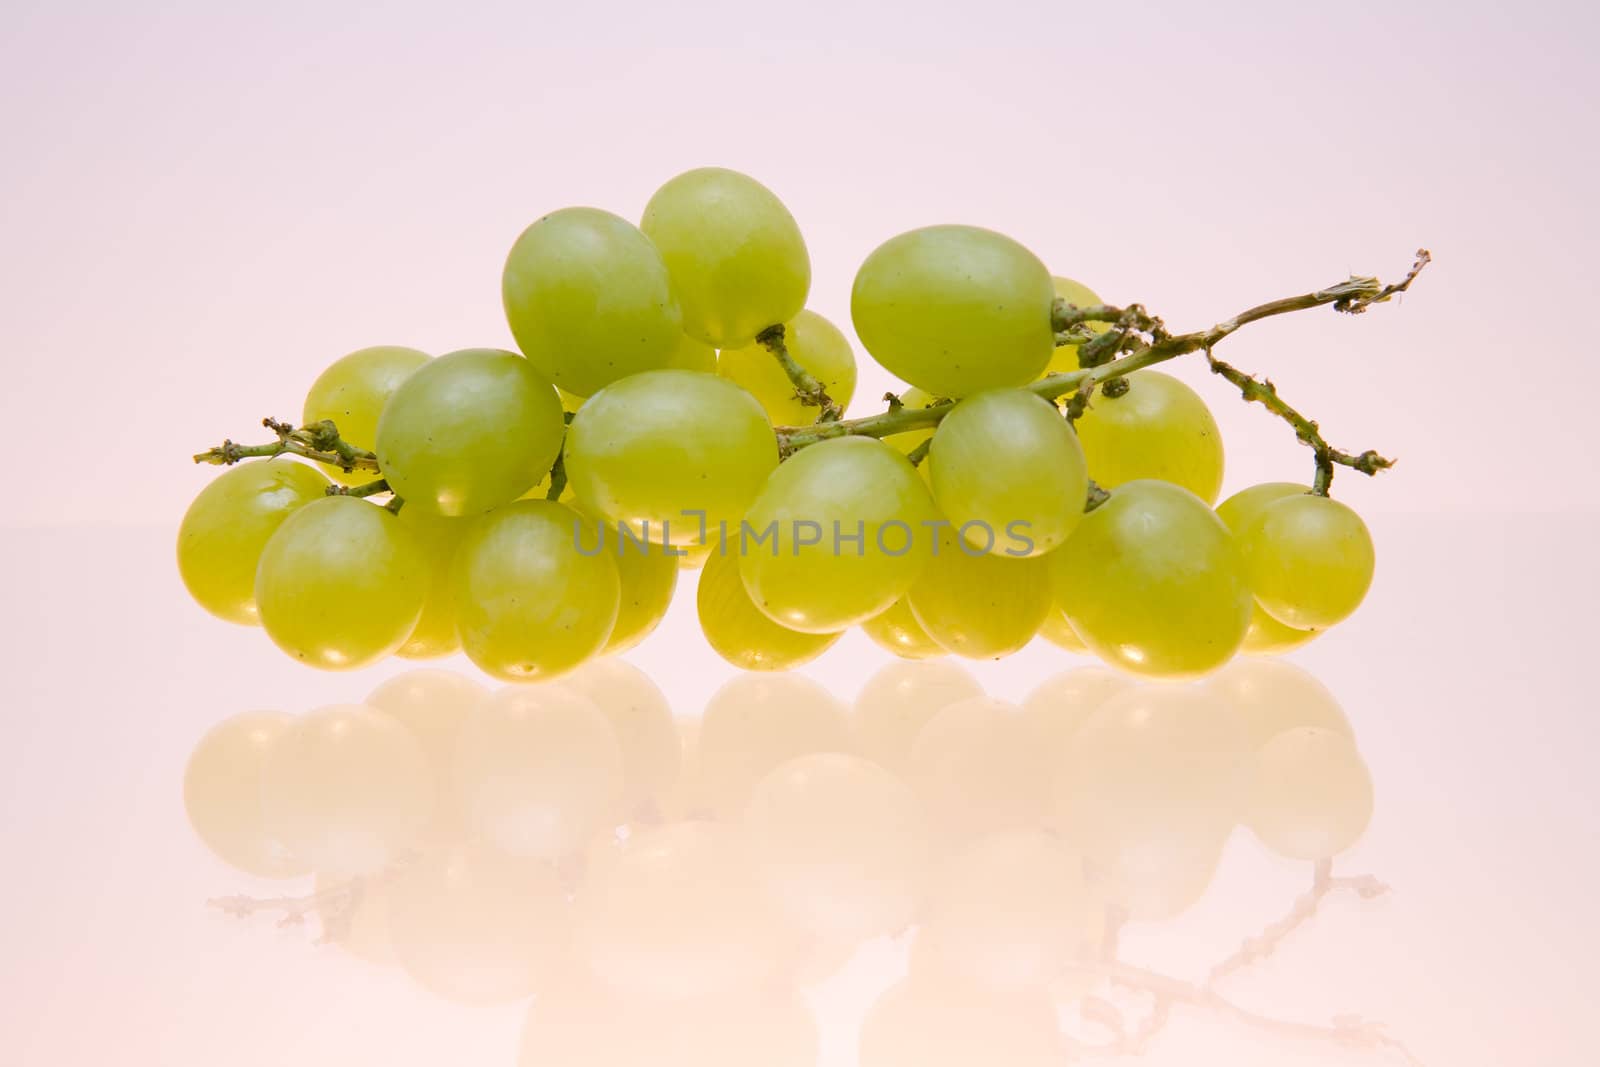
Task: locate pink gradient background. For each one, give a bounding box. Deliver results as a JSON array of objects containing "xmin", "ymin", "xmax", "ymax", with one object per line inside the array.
[{"xmin": 2, "ymin": 1, "xmax": 1596, "ymax": 1064}]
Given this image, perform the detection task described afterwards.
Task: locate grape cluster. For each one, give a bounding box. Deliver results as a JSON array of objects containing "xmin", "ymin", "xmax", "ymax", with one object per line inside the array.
[
  {"xmin": 179, "ymin": 167, "xmax": 1382, "ymax": 680},
  {"xmin": 188, "ymin": 659, "xmax": 1375, "ymax": 1062}
]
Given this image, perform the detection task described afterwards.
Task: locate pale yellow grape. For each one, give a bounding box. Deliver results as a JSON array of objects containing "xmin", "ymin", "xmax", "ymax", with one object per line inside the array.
[
  {"xmin": 738, "ymin": 436, "xmax": 939, "ymax": 633},
  {"xmin": 1215, "ymin": 481, "xmax": 1323, "ymax": 652},
  {"xmin": 1247, "ymin": 726, "xmax": 1374, "ymax": 860},
  {"xmin": 393, "ymin": 508, "xmax": 468, "ymax": 659},
  {"xmin": 259, "ymin": 704, "xmax": 433, "ymax": 876},
  {"xmin": 387, "ymin": 843, "xmax": 570, "ymax": 1004},
  {"xmin": 1074, "ymin": 370, "xmax": 1226, "ymax": 504},
  {"xmin": 717, "ymin": 309, "xmax": 857, "ymax": 426},
  {"xmin": 1204, "ymin": 658, "xmax": 1352, "ymax": 750},
  {"xmin": 565, "ymin": 370, "xmax": 778, "ymax": 547},
  {"xmin": 1041, "ymin": 276, "xmax": 1108, "ymax": 377},
  {"xmin": 690, "ymin": 673, "xmax": 850, "ymax": 819},
  {"xmin": 301, "ymin": 345, "xmax": 430, "ymax": 485},
  {"xmin": 1053, "ymin": 685, "xmax": 1248, "ymax": 919},
  {"xmin": 641, "ymin": 167, "xmax": 810, "ymax": 347},
  {"xmin": 851, "ymin": 225, "xmax": 1055, "ymax": 398},
  {"xmin": 563, "ymin": 659, "xmax": 682, "ymax": 815},
  {"xmin": 176, "ymin": 459, "xmax": 330, "ymax": 624},
  {"xmin": 919, "ymin": 828, "xmax": 1089, "ymax": 992},
  {"xmin": 375, "ymin": 348, "xmax": 565, "ymax": 516},
  {"xmin": 1240, "ymin": 492, "xmax": 1376, "ymax": 629},
  {"xmin": 859, "ymin": 596, "xmax": 946, "ymax": 660},
  {"xmin": 452, "ymin": 684, "xmax": 623, "ymax": 860},
  {"xmin": 744, "ymin": 752, "xmax": 930, "ymax": 943},
  {"xmin": 254, "ymin": 496, "xmax": 429, "ymax": 670},
  {"xmin": 1017, "ymin": 666, "xmax": 1134, "ymax": 753},
  {"xmin": 908, "ymin": 697, "xmax": 1056, "ymax": 849},
  {"xmin": 451, "ymin": 500, "xmax": 620, "ymax": 681},
  {"xmin": 366, "ymin": 668, "xmax": 488, "ymax": 835},
  {"xmin": 182, "ymin": 710, "xmax": 306, "ymax": 878},
  {"xmin": 849, "ymin": 660, "xmax": 984, "ymax": 776},
  {"xmin": 908, "ymin": 528, "xmax": 1053, "ymax": 659},
  {"xmin": 928, "ymin": 389, "xmax": 1087, "ymax": 557},
  {"xmin": 572, "ymin": 820, "xmax": 790, "ymax": 1000},
  {"xmin": 519, "ymin": 964, "xmax": 819, "ymax": 1067},
  {"xmin": 604, "ymin": 538, "xmax": 679, "ymax": 655},
  {"xmin": 315, "ymin": 870, "xmax": 396, "ymax": 968},
  {"xmin": 1050, "ymin": 480, "xmax": 1251, "ymax": 678},
  {"xmin": 697, "ymin": 544, "xmax": 842, "ymax": 671},
  {"xmin": 860, "ymin": 975, "xmax": 1065, "ymax": 1067},
  {"xmin": 502, "ymin": 207, "xmax": 683, "ymax": 397},
  {"xmin": 1035, "ymin": 604, "xmax": 1087, "ymax": 652}
]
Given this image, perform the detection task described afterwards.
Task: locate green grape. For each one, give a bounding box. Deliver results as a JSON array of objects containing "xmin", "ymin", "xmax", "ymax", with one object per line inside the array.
[
  {"xmin": 375, "ymin": 348, "xmax": 564, "ymax": 517},
  {"xmin": 1246, "ymin": 726, "xmax": 1374, "ymax": 860},
  {"xmin": 451, "ymin": 500, "xmax": 620, "ymax": 681},
  {"xmin": 394, "ymin": 509, "xmax": 469, "ymax": 660},
  {"xmin": 665, "ymin": 332, "xmax": 718, "ymax": 373},
  {"xmin": 565, "ymin": 370, "xmax": 778, "ymax": 546},
  {"xmin": 1041, "ymin": 276, "xmax": 1108, "ymax": 377},
  {"xmin": 1035, "ymin": 604, "xmax": 1087, "ymax": 652},
  {"xmin": 302, "ymin": 345, "xmax": 430, "ymax": 486},
  {"xmin": 1073, "ymin": 371, "xmax": 1225, "ymax": 504},
  {"xmin": 254, "ymin": 496, "xmax": 429, "ymax": 669},
  {"xmin": 1215, "ymin": 481, "xmax": 1321, "ymax": 653},
  {"xmin": 183, "ymin": 710, "xmax": 306, "ymax": 878},
  {"xmin": 1050, "ymin": 480, "xmax": 1251, "ymax": 678},
  {"xmin": 929, "ymin": 389, "xmax": 1088, "ymax": 557},
  {"xmin": 1239, "ymin": 493, "xmax": 1376, "ymax": 629},
  {"xmin": 502, "ymin": 207, "xmax": 683, "ymax": 398},
  {"xmin": 908, "ymin": 528, "xmax": 1052, "ymax": 659},
  {"xmin": 697, "ymin": 542, "xmax": 842, "ymax": 670},
  {"xmin": 717, "ymin": 309, "xmax": 857, "ymax": 426},
  {"xmin": 739, "ymin": 436, "xmax": 939, "ymax": 633},
  {"xmin": 177, "ymin": 459, "xmax": 331, "ymax": 624},
  {"xmin": 641, "ymin": 167, "xmax": 810, "ymax": 347},
  {"xmin": 851, "ymin": 225, "xmax": 1054, "ymax": 398},
  {"xmin": 604, "ymin": 537, "xmax": 679, "ymax": 655},
  {"xmin": 860, "ymin": 597, "xmax": 946, "ymax": 660}
]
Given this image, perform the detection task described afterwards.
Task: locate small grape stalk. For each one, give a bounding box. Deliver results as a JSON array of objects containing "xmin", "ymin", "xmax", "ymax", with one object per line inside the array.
[{"xmin": 182, "ymin": 164, "xmax": 1429, "ymax": 680}]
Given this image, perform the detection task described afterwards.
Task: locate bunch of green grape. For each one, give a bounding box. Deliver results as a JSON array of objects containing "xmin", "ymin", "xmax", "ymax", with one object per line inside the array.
[{"xmin": 178, "ymin": 167, "xmax": 1378, "ymax": 681}]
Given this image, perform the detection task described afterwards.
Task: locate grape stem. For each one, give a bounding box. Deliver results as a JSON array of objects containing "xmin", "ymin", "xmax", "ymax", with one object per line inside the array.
[
  {"xmin": 192, "ymin": 417, "xmax": 381, "ymax": 474},
  {"xmin": 756, "ymin": 323, "xmax": 844, "ymax": 423},
  {"xmin": 327, "ymin": 478, "xmax": 391, "ymax": 499},
  {"xmin": 774, "ymin": 250, "xmax": 1432, "ymax": 492}
]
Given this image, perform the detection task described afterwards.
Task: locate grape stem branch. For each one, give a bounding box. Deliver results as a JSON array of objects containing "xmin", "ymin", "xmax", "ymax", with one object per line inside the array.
[
  {"xmin": 193, "ymin": 417, "xmax": 381, "ymax": 473},
  {"xmin": 756, "ymin": 323, "xmax": 844, "ymax": 423},
  {"xmin": 774, "ymin": 250, "xmax": 1432, "ymax": 493}
]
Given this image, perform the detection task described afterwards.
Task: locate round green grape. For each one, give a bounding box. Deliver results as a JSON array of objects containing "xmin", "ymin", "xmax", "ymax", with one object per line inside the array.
[
  {"xmin": 254, "ymin": 496, "xmax": 430, "ymax": 669},
  {"xmin": 452, "ymin": 500, "xmax": 620, "ymax": 681},
  {"xmin": 739, "ymin": 436, "xmax": 938, "ymax": 633},
  {"xmin": 908, "ymin": 528, "xmax": 1052, "ymax": 659},
  {"xmin": 1239, "ymin": 493, "xmax": 1375, "ymax": 629},
  {"xmin": 851, "ymin": 225, "xmax": 1054, "ymax": 398},
  {"xmin": 375, "ymin": 348, "xmax": 564, "ymax": 517},
  {"xmin": 1215, "ymin": 481, "xmax": 1322, "ymax": 653},
  {"xmin": 1074, "ymin": 371, "xmax": 1225, "ymax": 504},
  {"xmin": 177, "ymin": 459, "xmax": 331, "ymax": 624},
  {"xmin": 605, "ymin": 538, "xmax": 679, "ymax": 655},
  {"xmin": 641, "ymin": 167, "xmax": 810, "ymax": 347},
  {"xmin": 860, "ymin": 597, "xmax": 946, "ymax": 660},
  {"xmin": 1042, "ymin": 276, "xmax": 1107, "ymax": 377},
  {"xmin": 502, "ymin": 207, "xmax": 683, "ymax": 398},
  {"xmin": 717, "ymin": 309, "xmax": 856, "ymax": 426},
  {"xmin": 1241, "ymin": 603, "xmax": 1320, "ymax": 654},
  {"xmin": 394, "ymin": 509, "xmax": 468, "ymax": 660},
  {"xmin": 565, "ymin": 369, "xmax": 778, "ymax": 547},
  {"xmin": 929, "ymin": 389, "xmax": 1088, "ymax": 557},
  {"xmin": 1050, "ymin": 480, "xmax": 1251, "ymax": 678},
  {"xmin": 698, "ymin": 544, "xmax": 841, "ymax": 670},
  {"xmin": 302, "ymin": 345, "xmax": 430, "ymax": 486}
]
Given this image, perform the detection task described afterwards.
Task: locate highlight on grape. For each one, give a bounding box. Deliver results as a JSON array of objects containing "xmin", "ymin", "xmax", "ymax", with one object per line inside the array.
[
  {"xmin": 180, "ymin": 164, "xmax": 1429, "ymax": 680},
  {"xmin": 192, "ymin": 659, "xmax": 1401, "ymax": 1063}
]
